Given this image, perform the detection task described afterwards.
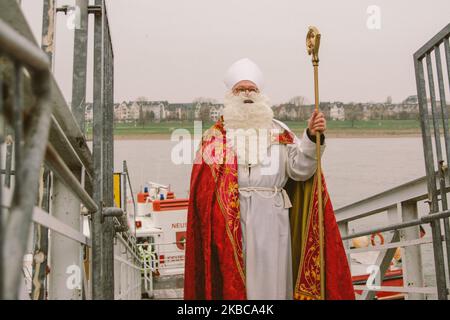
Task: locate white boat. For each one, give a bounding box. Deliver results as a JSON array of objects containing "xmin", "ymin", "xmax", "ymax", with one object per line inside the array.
[{"xmin": 130, "ymin": 182, "xmax": 188, "ymax": 299}]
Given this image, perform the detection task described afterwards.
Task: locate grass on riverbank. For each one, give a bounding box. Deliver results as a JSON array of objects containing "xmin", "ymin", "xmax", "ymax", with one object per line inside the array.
[{"xmin": 85, "ymin": 120, "xmax": 423, "ymax": 139}]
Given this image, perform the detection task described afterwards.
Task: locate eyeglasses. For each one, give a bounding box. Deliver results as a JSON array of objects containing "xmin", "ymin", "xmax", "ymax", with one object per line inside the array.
[{"xmin": 232, "ymin": 87, "xmax": 259, "ymax": 94}]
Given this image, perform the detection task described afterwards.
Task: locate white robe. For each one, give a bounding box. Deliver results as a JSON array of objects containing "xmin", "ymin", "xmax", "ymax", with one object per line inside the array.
[{"xmin": 237, "ymin": 122, "xmax": 326, "ymax": 300}]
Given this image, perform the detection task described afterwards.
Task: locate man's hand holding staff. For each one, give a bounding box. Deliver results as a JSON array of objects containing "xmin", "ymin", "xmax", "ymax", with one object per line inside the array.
[{"xmin": 306, "ymin": 25, "xmax": 326, "ymax": 300}]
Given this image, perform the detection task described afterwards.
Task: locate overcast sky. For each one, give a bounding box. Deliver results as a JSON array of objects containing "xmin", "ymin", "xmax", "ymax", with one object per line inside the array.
[{"xmin": 21, "ymin": 0, "xmax": 450, "ymax": 105}]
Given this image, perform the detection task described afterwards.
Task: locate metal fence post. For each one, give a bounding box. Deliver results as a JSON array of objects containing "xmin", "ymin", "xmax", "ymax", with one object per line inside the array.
[
  {"xmin": 48, "ymin": 174, "xmax": 82, "ymax": 300},
  {"xmin": 338, "ymin": 221, "xmax": 351, "ymax": 267},
  {"xmin": 69, "ymin": 0, "xmax": 91, "ymax": 300},
  {"xmin": 400, "ymin": 201, "xmax": 425, "ymax": 300},
  {"xmin": 100, "ymin": 0, "xmax": 115, "ymax": 300},
  {"xmin": 114, "ymin": 240, "xmax": 120, "ymax": 299},
  {"xmin": 31, "ymin": 0, "xmax": 56, "ymax": 300},
  {"xmin": 4, "ymin": 131, "xmax": 13, "ymax": 189},
  {"xmin": 92, "ymin": 0, "xmax": 104, "ymax": 299},
  {"xmin": 71, "ymin": 0, "xmax": 88, "ymax": 135},
  {"xmin": 31, "ymin": 170, "xmax": 51, "ymax": 300},
  {"xmin": 41, "ymin": 0, "xmax": 56, "ymax": 68}
]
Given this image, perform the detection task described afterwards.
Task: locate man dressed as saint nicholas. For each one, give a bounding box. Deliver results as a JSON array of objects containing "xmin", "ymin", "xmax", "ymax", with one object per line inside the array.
[{"xmin": 184, "ymin": 58, "xmax": 355, "ymax": 300}]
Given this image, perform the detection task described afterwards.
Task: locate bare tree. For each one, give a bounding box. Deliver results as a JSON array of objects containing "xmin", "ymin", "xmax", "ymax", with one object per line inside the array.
[
  {"xmin": 137, "ymin": 96, "xmax": 149, "ymax": 103},
  {"xmin": 288, "ymin": 96, "xmax": 309, "ymax": 106},
  {"xmin": 200, "ymin": 105, "xmax": 211, "ymax": 123},
  {"xmin": 193, "ymin": 97, "xmax": 218, "ymax": 105},
  {"xmin": 136, "ymin": 97, "xmax": 148, "ymax": 127},
  {"xmin": 345, "ymin": 104, "xmax": 364, "ymax": 127}
]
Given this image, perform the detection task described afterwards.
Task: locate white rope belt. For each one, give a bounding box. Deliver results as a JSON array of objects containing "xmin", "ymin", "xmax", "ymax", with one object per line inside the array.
[{"xmin": 238, "ymin": 186, "xmax": 292, "ymax": 209}]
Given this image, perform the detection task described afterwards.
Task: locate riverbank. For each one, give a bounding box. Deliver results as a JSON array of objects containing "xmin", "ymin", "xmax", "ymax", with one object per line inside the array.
[
  {"xmin": 85, "ymin": 120, "xmax": 423, "ymax": 140},
  {"xmin": 90, "ymin": 129, "xmax": 423, "ymax": 141}
]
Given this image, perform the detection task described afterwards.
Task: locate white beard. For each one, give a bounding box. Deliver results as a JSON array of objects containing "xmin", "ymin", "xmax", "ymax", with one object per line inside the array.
[
  {"xmin": 222, "ymin": 91, "xmax": 274, "ymax": 166},
  {"xmin": 223, "ymin": 91, "xmax": 274, "ymax": 131}
]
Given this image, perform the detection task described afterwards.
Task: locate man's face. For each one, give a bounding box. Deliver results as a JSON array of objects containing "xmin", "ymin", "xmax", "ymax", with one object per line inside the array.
[
  {"xmin": 223, "ymin": 80, "xmax": 275, "ymax": 167},
  {"xmin": 223, "ymin": 80, "xmax": 273, "ymax": 132},
  {"xmin": 232, "ymin": 80, "xmax": 259, "ymax": 103}
]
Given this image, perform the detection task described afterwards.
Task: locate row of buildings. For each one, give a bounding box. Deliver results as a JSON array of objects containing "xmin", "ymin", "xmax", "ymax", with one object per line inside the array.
[
  {"xmin": 273, "ymin": 95, "xmax": 422, "ymax": 121},
  {"xmin": 85, "ymin": 95, "xmax": 425, "ymax": 123},
  {"xmin": 85, "ymin": 100, "xmax": 224, "ymax": 123}
]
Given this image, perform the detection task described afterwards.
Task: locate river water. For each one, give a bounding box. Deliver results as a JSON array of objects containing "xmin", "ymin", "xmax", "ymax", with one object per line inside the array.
[
  {"xmin": 112, "ymin": 136, "xmax": 446, "ymax": 298},
  {"xmin": 114, "ymin": 137, "xmax": 428, "ymax": 204}
]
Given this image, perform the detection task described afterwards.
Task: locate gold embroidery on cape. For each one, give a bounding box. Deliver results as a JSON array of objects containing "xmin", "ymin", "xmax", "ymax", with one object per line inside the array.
[
  {"xmin": 199, "ymin": 121, "xmax": 246, "ymax": 285},
  {"xmin": 294, "ymin": 173, "xmax": 329, "ymax": 300}
]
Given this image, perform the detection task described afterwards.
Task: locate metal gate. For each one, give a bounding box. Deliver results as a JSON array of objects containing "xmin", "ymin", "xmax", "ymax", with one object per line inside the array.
[{"xmin": 414, "ymin": 23, "xmax": 450, "ymax": 300}]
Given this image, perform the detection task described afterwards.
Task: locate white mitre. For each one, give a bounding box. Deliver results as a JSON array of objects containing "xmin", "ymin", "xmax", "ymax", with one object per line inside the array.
[{"xmin": 223, "ymin": 58, "xmax": 265, "ymax": 90}]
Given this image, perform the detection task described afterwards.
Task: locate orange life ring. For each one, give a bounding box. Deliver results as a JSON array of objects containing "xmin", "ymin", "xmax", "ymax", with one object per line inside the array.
[{"xmin": 370, "ymin": 233, "xmax": 384, "ymax": 246}]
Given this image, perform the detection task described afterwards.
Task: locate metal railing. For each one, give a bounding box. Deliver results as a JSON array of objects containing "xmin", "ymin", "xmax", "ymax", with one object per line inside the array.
[
  {"xmin": 0, "ymin": 0, "xmax": 143, "ymax": 300},
  {"xmin": 336, "ymin": 171, "xmax": 449, "ymax": 300},
  {"xmin": 113, "ymin": 160, "xmax": 145, "ymax": 299},
  {"xmin": 114, "ymin": 232, "xmax": 142, "ymax": 300},
  {"xmin": 137, "ymin": 244, "xmax": 158, "ymax": 298},
  {"xmin": 122, "ymin": 161, "xmax": 137, "ymax": 237},
  {"xmin": 137, "ymin": 242, "xmax": 186, "ymax": 299},
  {"xmin": 146, "ymin": 242, "xmax": 186, "ymax": 271},
  {"xmin": 336, "ymin": 23, "xmax": 450, "ymax": 300}
]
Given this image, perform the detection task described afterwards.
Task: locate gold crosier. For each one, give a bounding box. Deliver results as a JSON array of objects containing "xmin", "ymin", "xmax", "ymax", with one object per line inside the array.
[{"xmin": 306, "ymin": 26, "xmax": 325, "ymax": 300}]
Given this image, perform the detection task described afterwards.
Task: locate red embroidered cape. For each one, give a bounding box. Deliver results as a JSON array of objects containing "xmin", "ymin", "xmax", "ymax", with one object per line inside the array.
[{"xmin": 184, "ymin": 119, "xmax": 355, "ymax": 300}]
